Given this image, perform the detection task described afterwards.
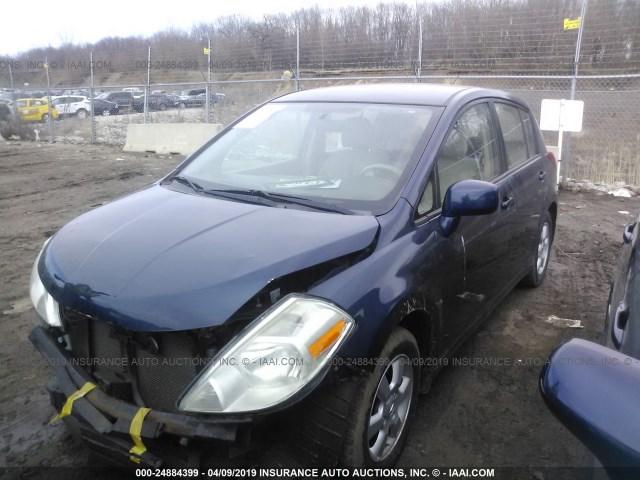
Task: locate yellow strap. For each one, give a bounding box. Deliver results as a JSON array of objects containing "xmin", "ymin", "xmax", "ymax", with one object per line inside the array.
[
  {"xmin": 129, "ymin": 407, "xmax": 152, "ymax": 463},
  {"xmin": 50, "ymin": 381, "xmax": 97, "ymax": 424}
]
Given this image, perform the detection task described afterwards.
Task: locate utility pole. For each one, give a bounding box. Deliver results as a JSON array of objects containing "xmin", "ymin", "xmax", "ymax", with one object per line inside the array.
[
  {"xmin": 144, "ymin": 46, "xmax": 151, "ymax": 123},
  {"xmin": 562, "ymin": 0, "xmax": 588, "ymax": 185},
  {"xmin": 90, "ymin": 51, "xmax": 96, "ymax": 143},
  {"xmin": 296, "ymin": 26, "xmax": 300, "ymax": 91},
  {"xmin": 206, "ymin": 37, "xmax": 211, "ymax": 123},
  {"xmin": 45, "ymin": 57, "xmax": 53, "ymax": 142}
]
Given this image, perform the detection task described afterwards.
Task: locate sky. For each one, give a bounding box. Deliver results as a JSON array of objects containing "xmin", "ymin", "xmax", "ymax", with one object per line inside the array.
[{"xmin": 1, "ymin": 0, "xmax": 428, "ymax": 56}]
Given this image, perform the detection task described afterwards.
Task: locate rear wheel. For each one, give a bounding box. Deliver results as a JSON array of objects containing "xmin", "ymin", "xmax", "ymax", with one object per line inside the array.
[
  {"xmin": 76, "ymin": 109, "xmax": 87, "ymax": 119},
  {"xmin": 521, "ymin": 210, "xmax": 554, "ymax": 287},
  {"xmin": 102, "ymin": 110, "xmax": 111, "ymax": 117},
  {"xmin": 41, "ymin": 113, "xmax": 50, "ymax": 122}
]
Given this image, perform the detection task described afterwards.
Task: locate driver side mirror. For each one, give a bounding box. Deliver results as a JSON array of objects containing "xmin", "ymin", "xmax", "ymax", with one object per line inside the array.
[{"xmin": 440, "ymin": 179, "xmax": 499, "ymax": 236}]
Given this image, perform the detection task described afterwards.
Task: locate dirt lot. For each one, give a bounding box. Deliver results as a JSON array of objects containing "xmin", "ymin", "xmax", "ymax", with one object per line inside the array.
[{"xmin": 1, "ymin": 140, "xmax": 639, "ymax": 478}]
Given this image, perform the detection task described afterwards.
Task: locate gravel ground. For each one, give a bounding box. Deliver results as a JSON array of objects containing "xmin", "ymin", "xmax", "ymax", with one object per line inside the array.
[{"xmin": 1, "ymin": 140, "xmax": 639, "ymax": 478}]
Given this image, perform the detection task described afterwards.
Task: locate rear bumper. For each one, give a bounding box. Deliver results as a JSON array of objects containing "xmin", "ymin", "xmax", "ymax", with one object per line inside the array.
[{"xmin": 29, "ymin": 326, "xmax": 257, "ymax": 467}]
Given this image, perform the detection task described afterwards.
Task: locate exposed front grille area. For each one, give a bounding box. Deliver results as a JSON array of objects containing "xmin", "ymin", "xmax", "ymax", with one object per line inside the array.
[{"xmin": 62, "ymin": 310, "xmax": 203, "ymax": 412}]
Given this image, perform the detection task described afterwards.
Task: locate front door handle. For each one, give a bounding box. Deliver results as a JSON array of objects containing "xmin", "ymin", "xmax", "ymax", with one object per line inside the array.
[
  {"xmin": 539, "ymin": 170, "xmax": 546, "ymax": 181},
  {"xmin": 501, "ymin": 196, "xmax": 515, "ymax": 209},
  {"xmin": 612, "ymin": 301, "xmax": 629, "ymax": 348}
]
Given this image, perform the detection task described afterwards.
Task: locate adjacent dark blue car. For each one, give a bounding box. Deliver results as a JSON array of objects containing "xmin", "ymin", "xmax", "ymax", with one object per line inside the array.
[
  {"xmin": 540, "ymin": 214, "xmax": 640, "ymax": 479},
  {"xmin": 30, "ymin": 84, "xmax": 557, "ymax": 468}
]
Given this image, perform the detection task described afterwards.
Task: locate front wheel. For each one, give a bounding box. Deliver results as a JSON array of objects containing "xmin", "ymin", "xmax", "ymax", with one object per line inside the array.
[
  {"xmin": 521, "ymin": 210, "xmax": 554, "ymax": 287},
  {"xmin": 289, "ymin": 327, "xmax": 420, "ymax": 467},
  {"xmin": 41, "ymin": 113, "xmax": 50, "ymax": 122},
  {"xmin": 342, "ymin": 327, "xmax": 419, "ymax": 466}
]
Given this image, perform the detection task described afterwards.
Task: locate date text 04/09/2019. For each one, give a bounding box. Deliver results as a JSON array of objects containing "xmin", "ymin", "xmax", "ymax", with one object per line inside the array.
[{"xmin": 136, "ymin": 468, "xmax": 496, "ymax": 478}]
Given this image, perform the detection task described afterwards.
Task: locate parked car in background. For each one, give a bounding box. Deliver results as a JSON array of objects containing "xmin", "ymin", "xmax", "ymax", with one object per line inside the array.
[
  {"xmin": 95, "ymin": 91, "xmax": 134, "ymax": 111},
  {"xmin": 91, "ymin": 98, "xmax": 119, "ymax": 116},
  {"xmin": 132, "ymin": 93, "xmax": 176, "ymax": 112},
  {"xmin": 16, "ymin": 98, "xmax": 58, "ymax": 122},
  {"xmin": 0, "ymin": 103, "xmax": 12, "ymax": 123},
  {"xmin": 176, "ymin": 89, "xmax": 223, "ymax": 108},
  {"xmin": 0, "ymin": 91, "xmax": 15, "ymax": 103},
  {"xmin": 63, "ymin": 89, "xmax": 90, "ymax": 97},
  {"xmin": 540, "ymin": 213, "xmax": 640, "ymax": 479},
  {"xmin": 122, "ymin": 88, "xmax": 144, "ymax": 99},
  {"xmin": 165, "ymin": 92, "xmax": 181, "ymax": 105},
  {"xmin": 178, "ymin": 92, "xmax": 206, "ymax": 108},
  {"xmin": 51, "ymin": 95, "xmax": 91, "ymax": 119},
  {"xmin": 29, "ymin": 84, "xmax": 557, "ymax": 468}
]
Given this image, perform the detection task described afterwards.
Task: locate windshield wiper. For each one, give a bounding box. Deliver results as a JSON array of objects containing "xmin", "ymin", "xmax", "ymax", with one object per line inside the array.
[
  {"xmin": 205, "ymin": 189, "xmax": 353, "ymax": 215},
  {"xmin": 170, "ymin": 175, "xmax": 203, "ymax": 192}
]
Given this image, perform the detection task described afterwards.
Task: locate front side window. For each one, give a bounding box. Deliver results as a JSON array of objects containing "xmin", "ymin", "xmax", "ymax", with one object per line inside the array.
[
  {"xmin": 495, "ymin": 103, "xmax": 529, "ymax": 168},
  {"xmin": 179, "ymin": 102, "xmax": 441, "ymax": 215},
  {"xmin": 436, "ymin": 103, "xmax": 500, "ymax": 202}
]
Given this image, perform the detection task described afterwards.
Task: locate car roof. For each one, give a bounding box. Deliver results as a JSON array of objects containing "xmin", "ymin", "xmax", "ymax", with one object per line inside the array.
[{"xmin": 273, "ymin": 83, "xmax": 522, "ymax": 108}]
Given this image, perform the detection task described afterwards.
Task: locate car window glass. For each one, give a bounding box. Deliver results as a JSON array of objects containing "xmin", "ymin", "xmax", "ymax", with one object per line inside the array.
[
  {"xmin": 417, "ymin": 173, "xmax": 435, "ymax": 215},
  {"xmin": 495, "ymin": 103, "xmax": 528, "ymax": 168},
  {"xmin": 437, "ymin": 103, "xmax": 499, "ymax": 202},
  {"xmin": 182, "ymin": 102, "xmax": 440, "ymax": 215},
  {"xmin": 220, "ymin": 107, "xmax": 312, "ymax": 173},
  {"xmin": 519, "ymin": 108, "xmax": 536, "ymax": 157},
  {"xmin": 17, "ymin": 100, "xmax": 27, "ymax": 108}
]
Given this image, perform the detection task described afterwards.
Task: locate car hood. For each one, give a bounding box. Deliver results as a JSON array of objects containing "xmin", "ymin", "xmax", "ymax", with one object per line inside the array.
[{"xmin": 40, "ymin": 185, "xmax": 378, "ymax": 331}]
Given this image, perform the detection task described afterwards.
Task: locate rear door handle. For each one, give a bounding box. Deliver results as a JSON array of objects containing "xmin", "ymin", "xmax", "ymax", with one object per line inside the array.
[
  {"xmin": 501, "ymin": 196, "xmax": 515, "ymax": 209},
  {"xmin": 623, "ymin": 222, "xmax": 635, "ymax": 244},
  {"xmin": 539, "ymin": 170, "xmax": 546, "ymax": 181},
  {"xmin": 612, "ymin": 301, "xmax": 629, "ymax": 348}
]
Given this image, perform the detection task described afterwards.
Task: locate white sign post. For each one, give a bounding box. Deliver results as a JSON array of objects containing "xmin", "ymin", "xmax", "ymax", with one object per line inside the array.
[{"xmin": 540, "ymin": 99, "xmax": 584, "ymax": 184}]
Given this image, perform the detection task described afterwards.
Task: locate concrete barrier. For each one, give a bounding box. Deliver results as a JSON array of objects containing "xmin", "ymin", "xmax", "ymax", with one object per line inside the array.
[{"xmin": 123, "ymin": 123, "xmax": 223, "ymax": 155}]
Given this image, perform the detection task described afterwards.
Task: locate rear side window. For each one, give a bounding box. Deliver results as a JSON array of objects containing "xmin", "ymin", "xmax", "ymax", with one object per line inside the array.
[{"xmin": 495, "ymin": 103, "xmax": 528, "ymax": 169}]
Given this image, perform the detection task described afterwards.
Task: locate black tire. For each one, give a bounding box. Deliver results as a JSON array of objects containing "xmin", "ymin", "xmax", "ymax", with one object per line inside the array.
[
  {"xmin": 102, "ymin": 109, "xmax": 111, "ymax": 117},
  {"xmin": 521, "ymin": 210, "xmax": 554, "ymax": 287},
  {"xmin": 76, "ymin": 109, "xmax": 87, "ymax": 119},
  {"xmin": 41, "ymin": 113, "xmax": 49, "ymax": 122},
  {"xmin": 290, "ymin": 327, "xmax": 420, "ymax": 467}
]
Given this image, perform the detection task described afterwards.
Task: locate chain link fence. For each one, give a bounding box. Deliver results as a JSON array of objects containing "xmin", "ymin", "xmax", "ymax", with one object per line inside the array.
[
  {"xmin": 2, "ymin": 0, "xmax": 639, "ymax": 184},
  {"xmin": 3, "ymin": 72, "xmax": 638, "ymax": 184}
]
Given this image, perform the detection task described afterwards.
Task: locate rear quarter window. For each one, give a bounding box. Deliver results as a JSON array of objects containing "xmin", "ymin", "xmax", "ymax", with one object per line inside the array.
[{"xmin": 519, "ymin": 108, "xmax": 537, "ymax": 157}]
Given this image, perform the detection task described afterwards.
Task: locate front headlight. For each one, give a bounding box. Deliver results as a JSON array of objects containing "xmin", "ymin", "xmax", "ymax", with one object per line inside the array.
[
  {"xmin": 30, "ymin": 238, "xmax": 62, "ymax": 328},
  {"xmin": 179, "ymin": 294, "xmax": 354, "ymax": 413}
]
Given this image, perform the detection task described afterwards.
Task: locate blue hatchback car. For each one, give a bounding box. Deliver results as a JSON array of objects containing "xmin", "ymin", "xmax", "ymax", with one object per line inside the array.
[{"xmin": 30, "ymin": 84, "xmax": 557, "ymax": 468}]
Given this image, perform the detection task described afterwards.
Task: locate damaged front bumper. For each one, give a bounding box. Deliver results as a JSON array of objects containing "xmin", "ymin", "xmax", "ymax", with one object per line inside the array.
[{"xmin": 29, "ymin": 326, "xmax": 260, "ymax": 468}]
